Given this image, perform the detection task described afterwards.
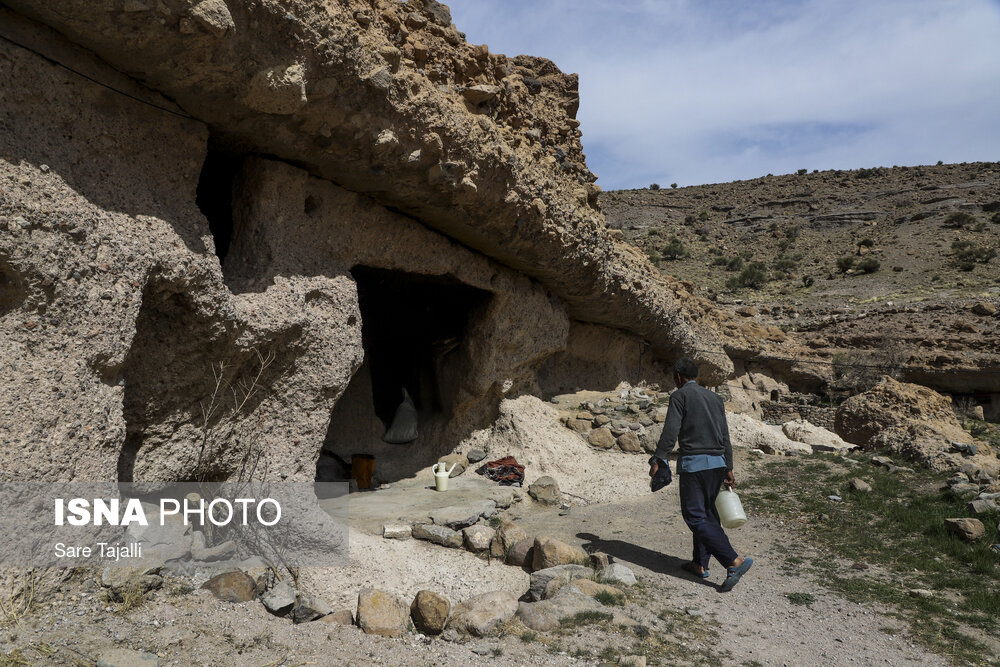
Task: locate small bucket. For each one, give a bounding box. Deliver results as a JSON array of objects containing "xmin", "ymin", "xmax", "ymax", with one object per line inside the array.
[
  {"xmin": 431, "ymin": 462, "xmax": 455, "ymax": 492},
  {"xmin": 715, "ymin": 487, "xmax": 747, "ymax": 529}
]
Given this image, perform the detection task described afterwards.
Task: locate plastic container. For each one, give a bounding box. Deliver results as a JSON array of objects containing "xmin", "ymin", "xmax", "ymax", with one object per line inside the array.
[{"xmin": 715, "ymin": 487, "xmax": 747, "ymax": 528}]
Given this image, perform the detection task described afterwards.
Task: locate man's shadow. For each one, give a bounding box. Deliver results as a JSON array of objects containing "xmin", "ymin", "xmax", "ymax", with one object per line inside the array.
[{"xmin": 577, "ymin": 532, "xmax": 717, "ymax": 588}]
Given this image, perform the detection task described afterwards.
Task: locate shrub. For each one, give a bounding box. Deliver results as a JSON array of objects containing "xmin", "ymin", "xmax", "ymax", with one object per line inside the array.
[
  {"xmin": 698, "ymin": 210, "xmax": 710, "ymax": 221},
  {"xmin": 857, "ymin": 258, "xmax": 880, "ymax": 273},
  {"xmin": 670, "ymin": 183, "xmax": 678, "ymax": 189},
  {"xmin": 726, "ymin": 256, "xmax": 744, "ymax": 272},
  {"xmin": 645, "ymin": 248, "xmax": 661, "ymax": 263},
  {"xmin": 855, "ymin": 167, "xmax": 878, "ymax": 179},
  {"xmin": 802, "ymin": 275, "xmax": 815, "ymax": 287},
  {"xmin": 858, "ymin": 238, "xmax": 875, "ymax": 248},
  {"xmin": 647, "ymin": 228, "xmax": 661, "ymax": 237},
  {"xmin": 952, "ymin": 240, "xmax": 996, "ymax": 269},
  {"xmin": 982, "ymin": 201, "xmax": 1000, "ymax": 213},
  {"xmin": 992, "ymin": 212, "xmax": 1000, "ymax": 225},
  {"xmin": 836, "ymin": 256, "xmax": 856, "ymax": 273},
  {"xmin": 786, "ymin": 225, "xmax": 802, "ymax": 241},
  {"xmin": 727, "ymin": 262, "xmax": 768, "ymax": 289},
  {"xmin": 773, "ymin": 255, "xmax": 798, "ymax": 276},
  {"xmin": 649, "ymin": 183, "xmax": 660, "ymax": 190},
  {"xmin": 661, "ymin": 235, "xmax": 687, "ymax": 260},
  {"xmin": 797, "ymin": 168, "xmax": 808, "ymax": 176},
  {"xmin": 944, "ymin": 212, "xmax": 975, "ymax": 229},
  {"xmin": 711, "ymin": 256, "xmax": 728, "ymax": 266},
  {"xmin": 683, "ymin": 214, "xmax": 696, "ymax": 224}
]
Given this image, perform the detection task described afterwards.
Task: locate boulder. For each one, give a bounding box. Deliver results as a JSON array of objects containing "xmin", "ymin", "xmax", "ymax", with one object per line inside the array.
[
  {"xmin": 528, "ymin": 564, "xmax": 591, "ymax": 601},
  {"xmin": 782, "ymin": 419, "xmax": 856, "ymax": 453},
  {"xmin": 410, "ymin": 590, "xmax": 450, "ymax": 635},
  {"xmin": 531, "ymin": 536, "xmax": 588, "ymax": 571},
  {"xmin": 320, "ymin": 609, "xmax": 355, "ymax": 626},
  {"xmin": 944, "ymin": 518, "xmax": 985, "ymax": 541},
  {"xmin": 201, "ymin": 571, "xmax": 257, "ymax": 602},
  {"xmin": 505, "ymin": 537, "xmax": 534, "ymax": 568},
  {"xmin": 727, "ymin": 413, "xmax": 811, "ymax": 456},
  {"xmin": 429, "ymin": 500, "xmax": 496, "ymax": 530},
  {"xmin": 357, "ymin": 588, "xmax": 409, "ymax": 637},
  {"xmin": 617, "ymin": 431, "xmax": 642, "ymax": 453},
  {"xmin": 849, "ymin": 478, "xmax": 872, "ymax": 493},
  {"xmin": 124, "ymin": 502, "xmax": 193, "ymax": 562},
  {"xmin": 517, "ymin": 584, "xmax": 604, "ymax": 631},
  {"xmin": 96, "ymin": 650, "xmax": 159, "ymax": 667},
  {"xmin": 598, "ymin": 563, "xmax": 637, "ymax": 586},
  {"xmin": 100, "ymin": 564, "xmax": 163, "ymax": 602},
  {"xmin": 639, "ymin": 423, "xmax": 663, "ymax": 453},
  {"xmin": 527, "ymin": 476, "xmax": 561, "ymax": 505},
  {"xmin": 968, "ymin": 499, "xmax": 998, "ymax": 515},
  {"xmin": 437, "ymin": 454, "xmax": 467, "ymax": 477},
  {"xmin": 491, "ymin": 521, "xmax": 528, "ymax": 558},
  {"xmin": 588, "ymin": 428, "xmax": 616, "ymax": 449},
  {"xmin": 448, "ymin": 591, "xmax": 518, "ymax": 636},
  {"xmin": 487, "ymin": 486, "xmax": 518, "ymax": 508},
  {"xmin": 382, "ymin": 524, "xmax": 412, "ymax": 539},
  {"xmin": 292, "ymin": 594, "xmax": 334, "ymax": 623},
  {"xmin": 565, "ymin": 418, "xmax": 591, "ymax": 433},
  {"xmin": 412, "ymin": 524, "xmax": 464, "ymax": 549},
  {"xmin": 462, "ymin": 525, "xmax": 495, "ymax": 552},
  {"xmin": 467, "ymin": 449, "xmax": 487, "ymax": 463},
  {"xmin": 971, "ymin": 302, "xmax": 997, "ymax": 316},
  {"xmin": 260, "ymin": 580, "xmax": 296, "ymax": 613},
  {"xmin": 567, "ymin": 579, "xmax": 622, "ymax": 598}
]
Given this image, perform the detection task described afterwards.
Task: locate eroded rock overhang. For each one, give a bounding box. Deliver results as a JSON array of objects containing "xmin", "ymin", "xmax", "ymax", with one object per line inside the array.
[{"xmin": 2, "ymin": 0, "xmax": 760, "ymax": 382}]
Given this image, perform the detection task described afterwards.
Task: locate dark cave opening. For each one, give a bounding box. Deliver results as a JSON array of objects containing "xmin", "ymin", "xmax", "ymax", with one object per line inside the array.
[
  {"xmin": 195, "ymin": 145, "xmax": 244, "ymax": 262},
  {"xmin": 351, "ymin": 265, "xmax": 492, "ymax": 426}
]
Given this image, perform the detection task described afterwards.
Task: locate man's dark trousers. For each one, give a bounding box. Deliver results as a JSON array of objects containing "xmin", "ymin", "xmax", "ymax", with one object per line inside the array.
[{"xmin": 679, "ymin": 467, "xmax": 738, "ymax": 568}]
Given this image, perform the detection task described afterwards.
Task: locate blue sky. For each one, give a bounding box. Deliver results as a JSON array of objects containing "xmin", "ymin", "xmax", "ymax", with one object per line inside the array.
[{"xmin": 445, "ymin": 0, "xmax": 1000, "ymax": 189}]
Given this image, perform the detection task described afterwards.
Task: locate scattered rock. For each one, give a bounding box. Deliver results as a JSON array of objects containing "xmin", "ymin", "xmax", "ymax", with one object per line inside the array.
[
  {"xmin": 491, "ymin": 520, "xmax": 527, "ymax": 558},
  {"xmin": 565, "ymin": 418, "xmax": 591, "ymax": 433},
  {"xmin": 945, "ymin": 517, "xmax": 985, "ymax": 541},
  {"xmin": 448, "ymin": 591, "xmax": 518, "ymax": 636},
  {"xmin": 100, "ymin": 564, "xmax": 163, "ymax": 602},
  {"xmin": 505, "ymin": 537, "xmax": 534, "ymax": 568},
  {"xmin": 528, "ymin": 564, "xmax": 592, "ymax": 601},
  {"xmin": 260, "ymin": 580, "xmax": 295, "ymax": 614},
  {"xmin": 850, "ymin": 478, "xmax": 872, "ymax": 493},
  {"xmin": 908, "ymin": 589, "xmax": 935, "ymax": 599},
  {"xmin": 429, "ymin": 500, "xmax": 496, "ymax": 529},
  {"xmin": 320, "ymin": 609, "xmax": 355, "ymax": 626},
  {"xmin": 528, "ymin": 476, "xmax": 561, "ymax": 505},
  {"xmin": 782, "ymin": 419, "xmax": 856, "ymax": 453},
  {"xmin": 410, "ymin": 590, "xmax": 450, "ymax": 635},
  {"xmin": 190, "ymin": 539, "xmax": 237, "ymax": 562},
  {"xmin": 617, "ymin": 431, "xmax": 642, "ymax": 453},
  {"xmin": 357, "ymin": 588, "xmax": 409, "ymax": 637},
  {"xmin": 567, "ymin": 578, "xmax": 622, "ymax": 598},
  {"xmin": 588, "ymin": 427, "xmax": 616, "ymax": 449},
  {"xmin": 96, "ymin": 649, "xmax": 158, "ymax": 667},
  {"xmin": 968, "ymin": 499, "xmax": 998, "ymax": 515},
  {"xmin": 382, "ymin": 523, "xmax": 412, "ymax": 539},
  {"xmin": 201, "ymin": 571, "xmax": 257, "ymax": 602},
  {"xmin": 243, "ymin": 63, "xmax": 308, "ymax": 115},
  {"xmin": 437, "ymin": 453, "xmax": 467, "ymax": 477},
  {"xmin": 463, "ymin": 525, "xmax": 495, "ymax": 552},
  {"xmin": 517, "ymin": 584, "xmax": 604, "ymax": 631},
  {"xmin": 971, "ymin": 302, "xmax": 997, "ymax": 316},
  {"xmin": 462, "ymin": 84, "xmax": 501, "ymax": 105},
  {"xmin": 467, "ymin": 449, "xmax": 487, "ymax": 463},
  {"xmin": 189, "ymin": 0, "xmax": 235, "ymax": 37},
  {"xmin": 598, "ymin": 563, "xmax": 637, "ymax": 586},
  {"xmin": 412, "ymin": 524, "xmax": 463, "ymax": 548},
  {"xmin": 589, "ymin": 552, "xmax": 610, "ymax": 570},
  {"xmin": 620, "ymin": 656, "xmax": 647, "ymax": 667},
  {"xmin": 291, "ymin": 593, "xmax": 334, "ymax": 623},
  {"xmin": 531, "ymin": 536, "xmax": 588, "ymax": 571}
]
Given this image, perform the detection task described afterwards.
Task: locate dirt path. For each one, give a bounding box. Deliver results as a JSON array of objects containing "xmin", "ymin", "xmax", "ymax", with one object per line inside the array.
[{"xmin": 511, "ymin": 469, "xmax": 946, "ymax": 666}]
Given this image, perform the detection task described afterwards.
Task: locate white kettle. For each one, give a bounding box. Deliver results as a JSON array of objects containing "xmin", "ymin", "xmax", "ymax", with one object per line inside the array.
[{"xmin": 431, "ymin": 462, "xmax": 457, "ymax": 492}]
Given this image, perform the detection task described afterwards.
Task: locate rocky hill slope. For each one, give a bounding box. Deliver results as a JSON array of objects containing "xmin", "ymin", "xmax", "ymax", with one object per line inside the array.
[{"xmin": 603, "ymin": 163, "xmax": 1000, "ymax": 406}]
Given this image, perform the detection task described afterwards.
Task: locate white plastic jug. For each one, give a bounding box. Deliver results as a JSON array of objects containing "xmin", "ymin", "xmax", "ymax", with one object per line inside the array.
[
  {"xmin": 715, "ymin": 487, "xmax": 747, "ymax": 529},
  {"xmin": 431, "ymin": 462, "xmax": 457, "ymax": 492}
]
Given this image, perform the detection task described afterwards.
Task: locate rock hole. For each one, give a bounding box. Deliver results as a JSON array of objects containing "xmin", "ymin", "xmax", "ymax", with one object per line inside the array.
[
  {"xmin": 196, "ymin": 143, "xmax": 245, "ymax": 263},
  {"xmin": 304, "ymin": 194, "xmax": 320, "ymax": 216},
  {"xmin": 317, "ymin": 266, "xmax": 492, "ymax": 484},
  {"xmin": 0, "ymin": 262, "xmax": 27, "ymax": 318}
]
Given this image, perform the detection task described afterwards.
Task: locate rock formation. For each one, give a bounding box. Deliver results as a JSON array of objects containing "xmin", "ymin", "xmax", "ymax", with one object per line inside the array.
[{"xmin": 0, "ymin": 1, "xmax": 759, "ymax": 483}]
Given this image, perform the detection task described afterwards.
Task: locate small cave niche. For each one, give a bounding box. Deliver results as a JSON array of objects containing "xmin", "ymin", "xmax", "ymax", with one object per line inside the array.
[
  {"xmin": 317, "ymin": 266, "xmax": 492, "ymax": 484},
  {"xmin": 196, "ymin": 144, "xmax": 245, "ymax": 263},
  {"xmin": 0, "ymin": 262, "xmax": 27, "ymax": 318}
]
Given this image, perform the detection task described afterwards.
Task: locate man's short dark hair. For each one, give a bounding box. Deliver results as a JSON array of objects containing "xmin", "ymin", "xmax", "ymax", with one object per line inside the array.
[{"xmin": 673, "ymin": 357, "xmax": 699, "ymax": 381}]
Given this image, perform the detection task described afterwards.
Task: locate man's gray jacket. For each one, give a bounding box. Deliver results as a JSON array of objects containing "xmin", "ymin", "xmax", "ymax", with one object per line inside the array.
[{"xmin": 653, "ymin": 381, "xmax": 734, "ymax": 470}]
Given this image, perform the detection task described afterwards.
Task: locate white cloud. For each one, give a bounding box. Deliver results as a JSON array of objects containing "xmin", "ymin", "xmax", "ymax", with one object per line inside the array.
[{"xmin": 446, "ymin": 0, "xmax": 1000, "ymax": 187}]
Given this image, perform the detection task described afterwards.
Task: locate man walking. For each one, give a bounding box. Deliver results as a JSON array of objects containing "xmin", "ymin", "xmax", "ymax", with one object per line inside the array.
[{"xmin": 651, "ymin": 357, "xmax": 753, "ymax": 591}]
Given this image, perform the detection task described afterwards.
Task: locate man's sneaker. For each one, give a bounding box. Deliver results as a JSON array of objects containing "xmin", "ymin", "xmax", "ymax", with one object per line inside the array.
[{"xmin": 721, "ymin": 557, "xmax": 754, "ymax": 592}]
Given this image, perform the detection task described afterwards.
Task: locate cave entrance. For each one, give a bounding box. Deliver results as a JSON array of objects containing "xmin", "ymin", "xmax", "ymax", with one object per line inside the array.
[
  {"xmin": 318, "ymin": 266, "xmax": 492, "ymax": 485},
  {"xmin": 196, "ymin": 143, "xmax": 244, "ymax": 263}
]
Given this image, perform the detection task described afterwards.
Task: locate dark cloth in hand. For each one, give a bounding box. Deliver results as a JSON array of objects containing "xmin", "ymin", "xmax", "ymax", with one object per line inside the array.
[{"xmin": 649, "ymin": 456, "xmax": 672, "ymax": 492}]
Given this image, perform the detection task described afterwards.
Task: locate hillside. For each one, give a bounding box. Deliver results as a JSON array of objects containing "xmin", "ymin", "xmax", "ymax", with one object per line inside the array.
[{"xmin": 603, "ymin": 162, "xmax": 1000, "ymax": 401}]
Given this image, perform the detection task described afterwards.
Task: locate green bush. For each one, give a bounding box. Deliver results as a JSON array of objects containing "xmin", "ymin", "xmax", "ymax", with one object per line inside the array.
[
  {"xmin": 670, "ymin": 183, "xmax": 678, "ymax": 189},
  {"xmin": 647, "ymin": 228, "xmax": 661, "ymax": 237},
  {"xmin": 711, "ymin": 256, "xmax": 728, "ymax": 266},
  {"xmin": 944, "ymin": 212, "xmax": 975, "ymax": 229},
  {"xmin": 797, "ymin": 168, "xmax": 808, "ymax": 176},
  {"xmin": 726, "ymin": 256, "xmax": 744, "ymax": 272},
  {"xmin": 991, "ymin": 212, "xmax": 1000, "ymax": 225},
  {"xmin": 858, "ymin": 238, "xmax": 875, "ymax": 248},
  {"xmin": 857, "ymin": 258, "xmax": 880, "ymax": 273},
  {"xmin": 855, "ymin": 167, "xmax": 878, "ymax": 179},
  {"xmin": 698, "ymin": 210, "xmax": 710, "ymax": 221},
  {"xmin": 649, "ymin": 183, "xmax": 660, "ymax": 190},
  {"xmin": 836, "ymin": 256, "xmax": 856, "ymax": 273},
  {"xmin": 661, "ymin": 235, "xmax": 687, "ymax": 260},
  {"xmin": 727, "ymin": 262, "xmax": 768, "ymax": 289},
  {"xmin": 952, "ymin": 240, "xmax": 996, "ymax": 269},
  {"xmin": 802, "ymin": 275, "xmax": 815, "ymax": 287},
  {"xmin": 773, "ymin": 255, "xmax": 798, "ymax": 276}
]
